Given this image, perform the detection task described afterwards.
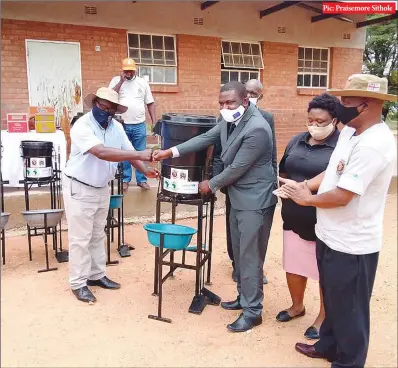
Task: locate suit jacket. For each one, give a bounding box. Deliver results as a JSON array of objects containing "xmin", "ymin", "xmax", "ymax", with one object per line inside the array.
[{"xmin": 177, "ymin": 104, "xmax": 277, "ymax": 211}]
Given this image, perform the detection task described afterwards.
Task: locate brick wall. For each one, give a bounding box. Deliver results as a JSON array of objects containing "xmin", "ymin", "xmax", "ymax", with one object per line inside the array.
[{"xmin": 1, "ymin": 19, "xmax": 364, "ymax": 159}]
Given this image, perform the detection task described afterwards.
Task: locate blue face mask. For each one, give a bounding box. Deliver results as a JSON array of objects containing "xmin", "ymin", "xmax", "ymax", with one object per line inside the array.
[{"xmin": 92, "ymin": 104, "xmax": 114, "ymax": 127}]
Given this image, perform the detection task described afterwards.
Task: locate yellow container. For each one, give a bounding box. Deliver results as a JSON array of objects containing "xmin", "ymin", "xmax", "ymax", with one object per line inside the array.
[{"xmin": 35, "ymin": 121, "xmax": 56, "ymax": 133}]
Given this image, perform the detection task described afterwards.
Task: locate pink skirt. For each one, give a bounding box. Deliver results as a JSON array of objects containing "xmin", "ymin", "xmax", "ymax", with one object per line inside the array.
[{"xmin": 283, "ymin": 230, "xmax": 319, "ymax": 281}]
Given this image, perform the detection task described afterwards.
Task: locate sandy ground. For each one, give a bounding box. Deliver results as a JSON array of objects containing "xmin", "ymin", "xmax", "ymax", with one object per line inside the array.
[{"xmin": 1, "ymin": 195, "xmax": 397, "ymax": 368}]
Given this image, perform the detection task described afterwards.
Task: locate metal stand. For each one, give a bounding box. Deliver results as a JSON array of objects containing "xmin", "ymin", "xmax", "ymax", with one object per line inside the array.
[
  {"xmin": 37, "ymin": 213, "xmax": 58, "ymax": 273},
  {"xmin": 106, "ymin": 162, "xmax": 134, "ymax": 262},
  {"xmin": 20, "ymin": 146, "xmax": 66, "ymax": 263},
  {"xmin": 149, "ymin": 192, "xmax": 221, "ymax": 323}
]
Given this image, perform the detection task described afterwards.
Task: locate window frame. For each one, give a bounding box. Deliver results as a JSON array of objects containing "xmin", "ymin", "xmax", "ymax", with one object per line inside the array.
[
  {"xmin": 221, "ymin": 39, "xmax": 264, "ymax": 70},
  {"xmin": 126, "ymin": 32, "xmax": 178, "ymax": 85},
  {"xmin": 297, "ymin": 46, "xmax": 330, "ymax": 89},
  {"xmin": 221, "ymin": 69, "xmax": 260, "ymax": 85}
]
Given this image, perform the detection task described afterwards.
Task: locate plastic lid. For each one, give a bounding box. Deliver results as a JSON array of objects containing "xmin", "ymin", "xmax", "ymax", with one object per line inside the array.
[{"xmin": 159, "ymin": 113, "xmax": 217, "ymax": 126}]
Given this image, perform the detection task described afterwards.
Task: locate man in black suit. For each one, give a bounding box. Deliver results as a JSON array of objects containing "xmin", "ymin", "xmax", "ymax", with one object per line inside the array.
[{"xmin": 213, "ymin": 79, "xmax": 277, "ymax": 283}]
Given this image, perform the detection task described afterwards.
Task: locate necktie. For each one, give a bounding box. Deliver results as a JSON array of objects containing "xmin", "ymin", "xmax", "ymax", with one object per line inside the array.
[{"xmin": 227, "ymin": 122, "xmax": 236, "ymax": 138}]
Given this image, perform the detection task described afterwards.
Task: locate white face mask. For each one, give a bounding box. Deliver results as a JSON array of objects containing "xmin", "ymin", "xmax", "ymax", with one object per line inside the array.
[
  {"xmin": 220, "ymin": 105, "xmax": 245, "ymax": 123},
  {"xmin": 249, "ymin": 97, "xmax": 258, "ymax": 106},
  {"xmin": 308, "ymin": 123, "xmax": 334, "ymax": 141}
]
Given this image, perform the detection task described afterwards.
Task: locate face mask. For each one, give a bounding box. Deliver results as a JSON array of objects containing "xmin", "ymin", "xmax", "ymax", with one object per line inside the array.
[
  {"xmin": 92, "ymin": 104, "xmax": 114, "ymax": 127},
  {"xmin": 308, "ymin": 122, "xmax": 334, "ymax": 141},
  {"xmin": 220, "ymin": 105, "xmax": 245, "ymax": 123},
  {"xmin": 249, "ymin": 97, "xmax": 258, "ymax": 106},
  {"xmin": 336, "ymin": 102, "xmax": 364, "ymax": 125}
]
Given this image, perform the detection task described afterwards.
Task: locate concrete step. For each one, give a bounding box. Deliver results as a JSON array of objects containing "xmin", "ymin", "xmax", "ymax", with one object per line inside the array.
[{"xmin": 3, "ymin": 178, "xmax": 226, "ymax": 229}]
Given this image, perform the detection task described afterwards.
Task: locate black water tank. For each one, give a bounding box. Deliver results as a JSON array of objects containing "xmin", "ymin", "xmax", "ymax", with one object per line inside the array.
[
  {"xmin": 20, "ymin": 140, "xmax": 54, "ymax": 182},
  {"xmin": 159, "ymin": 113, "xmax": 217, "ymax": 199}
]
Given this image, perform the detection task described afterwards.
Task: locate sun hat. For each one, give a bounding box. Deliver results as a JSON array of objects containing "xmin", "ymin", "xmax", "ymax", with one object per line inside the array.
[
  {"xmin": 327, "ymin": 74, "xmax": 397, "ymax": 102},
  {"xmin": 83, "ymin": 87, "xmax": 128, "ymax": 114}
]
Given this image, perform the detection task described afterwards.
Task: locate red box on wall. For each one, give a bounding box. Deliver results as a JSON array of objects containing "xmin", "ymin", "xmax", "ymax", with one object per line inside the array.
[{"xmin": 7, "ymin": 113, "xmax": 29, "ymax": 133}]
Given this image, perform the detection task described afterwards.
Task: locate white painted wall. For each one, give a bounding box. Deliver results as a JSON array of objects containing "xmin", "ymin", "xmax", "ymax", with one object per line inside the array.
[{"xmin": 1, "ymin": 1, "xmax": 366, "ymax": 49}]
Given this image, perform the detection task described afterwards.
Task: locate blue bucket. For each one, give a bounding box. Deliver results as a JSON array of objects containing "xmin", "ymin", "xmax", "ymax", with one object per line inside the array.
[
  {"xmin": 143, "ymin": 223, "xmax": 197, "ymax": 250},
  {"xmin": 109, "ymin": 194, "xmax": 124, "ymax": 209}
]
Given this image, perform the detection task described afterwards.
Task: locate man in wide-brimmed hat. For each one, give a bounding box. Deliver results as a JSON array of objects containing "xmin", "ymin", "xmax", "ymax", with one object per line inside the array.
[
  {"xmin": 277, "ymin": 74, "xmax": 397, "ymax": 367},
  {"xmin": 63, "ymin": 87, "xmax": 159, "ymax": 304}
]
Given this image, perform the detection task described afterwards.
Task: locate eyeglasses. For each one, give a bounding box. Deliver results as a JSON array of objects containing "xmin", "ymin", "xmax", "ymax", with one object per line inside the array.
[{"xmin": 95, "ymin": 101, "xmax": 116, "ymax": 114}]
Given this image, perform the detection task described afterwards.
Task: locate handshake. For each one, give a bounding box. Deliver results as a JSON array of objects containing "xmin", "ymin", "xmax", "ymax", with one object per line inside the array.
[{"xmin": 138, "ymin": 149, "xmax": 172, "ymax": 162}]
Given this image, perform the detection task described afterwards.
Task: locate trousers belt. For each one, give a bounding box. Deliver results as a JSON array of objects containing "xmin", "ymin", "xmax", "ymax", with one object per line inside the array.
[{"xmin": 65, "ymin": 174, "xmax": 102, "ymax": 189}]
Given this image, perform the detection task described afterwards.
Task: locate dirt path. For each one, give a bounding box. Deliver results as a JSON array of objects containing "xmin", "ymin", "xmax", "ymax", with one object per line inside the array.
[{"xmin": 1, "ymin": 195, "xmax": 397, "ymax": 367}]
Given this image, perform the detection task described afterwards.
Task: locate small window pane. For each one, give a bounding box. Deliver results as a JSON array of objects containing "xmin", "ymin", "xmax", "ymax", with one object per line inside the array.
[
  {"xmin": 321, "ymin": 49, "xmax": 328, "ymax": 61},
  {"xmin": 230, "ymin": 71, "xmax": 239, "ymax": 81},
  {"xmin": 140, "ymin": 35, "xmax": 151, "ymax": 49},
  {"xmin": 297, "ymin": 74, "xmax": 304, "ymax": 87},
  {"xmin": 320, "ymin": 75, "xmax": 327, "ymax": 87},
  {"xmin": 305, "ymin": 48, "xmax": 312, "ymax": 59},
  {"xmin": 221, "ymin": 70, "xmax": 229, "ymax": 84},
  {"xmin": 152, "ymin": 36, "xmax": 163, "ymax": 50},
  {"xmin": 298, "ymin": 47, "xmax": 304, "ymax": 59},
  {"xmin": 241, "ymin": 43, "xmax": 250, "ymax": 54},
  {"xmin": 139, "ymin": 66, "xmax": 152, "ymax": 82},
  {"xmin": 298, "ymin": 67, "xmax": 304, "ymax": 72},
  {"xmin": 223, "ymin": 54, "xmax": 232, "ymax": 65},
  {"xmin": 164, "ymin": 68, "xmax": 175, "ymax": 83},
  {"xmin": 233, "ymin": 55, "xmax": 243, "ymax": 66},
  {"xmin": 153, "ymin": 67, "xmax": 164, "ymax": 83},
  {"xmin": 321, "ymin": 62, "xmax": 328, "ymax": 72},
  {"xmin": 231, "ymin": 42, "xmax": 241, "ymax": 54},
  {"xmin": 141, "ymin": 49, "xmax": 152, "ymax": 64},
  {"xmin": 312, "ymin": 75, "xmax": 320, "ymax": 87},
  {"xmin": 250, "ymin": 72, "xmax": 259, "ymax": 80},
  {"xmin": 313, "ymin": 49, "xmax": 321, "ymax": 60},
  {"xmin": 251, "ymin": 43, "xmax": 260, "ymax": 56},
  {"xmin": 128, "ymin": 34, "xmax": 139, "ymax": 48},
  {"xmin": 164, "ymin": 37, "xmax": 174, "ymax": 51},
  {"xmin": 165, "ymin": 51, "xmax": 175, "ymax": 65},
  {"xmin": 222, "ymin": 41, "xmax": 231, "ymax": 53},
  {"xmin": 129, "ymin": 48, "xmax": 140, "ymax": 61},
  {"xmin": 313, "ymin": 61, "xmax": 320, "ymax": 69},
  {"xmin": 241, "ymin": 72, "xmax": 250, "ymax": 83},
  {"xmin": 153, "ymin": 50, "xmax": 165, "ymax": 64},
  {"xmin": 298, "ymin": 60, "xmax": 304, "ymax": 68},
  {"xmin": 243, "ymin": 55, "xmax": 254, "ymax": 67},
  {"xmin": 304, "ymin": 74, "xmax": 311, "ymax": 87},
  {"xmin": 253, "ymin": 56, "xmax": 262, "ymax": 68}
]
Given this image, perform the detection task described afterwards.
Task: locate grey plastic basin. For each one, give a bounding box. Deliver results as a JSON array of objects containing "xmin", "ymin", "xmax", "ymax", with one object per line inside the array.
[
  {"xmin": 0, "ymin": 212, "xmax": 10, "ymax": 230},
  {"xmin": 21, "ymin": 209, "xmax": 64, "ymax": 228}
]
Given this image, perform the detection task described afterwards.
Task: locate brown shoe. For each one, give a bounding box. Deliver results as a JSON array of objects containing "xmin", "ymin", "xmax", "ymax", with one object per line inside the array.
[
  {"xmin": 122, "ymin": 182, "xmax": 129, "ymax": 192},
  {"xmin": 295, "ymin": 343, "xmax": 326, "ymax": 359},
  {"xmin": 137, "ymin": 182, "xmax": 151, "ymax": 190}
]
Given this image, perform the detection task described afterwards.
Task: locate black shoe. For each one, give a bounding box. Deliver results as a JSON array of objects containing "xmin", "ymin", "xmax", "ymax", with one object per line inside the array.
[
  {"xmin": 232, "ymin": 268, "xmax": 238, "ymax": 282},
  {"xmin": 276, "ymin": 308, "xmax": 306, "ymax": 322},
  {"xmin": 227, "ymin": 313, "xmax": 262, "ymax": 332},
  {"xmin": 221, "ymin": 297, "xmax": 242, "ymax": 310},
  {"xmin": 72, "ymin": 286, "xmax": 97, "ymax": 303},
  {"xmin": 87, "ymin": 276, "xmax": 121, "ymax": 290},
  {"xmin": 304, "ymin": 326, "xmax": 320, "ymax": 340},
  {"xmin": 263, "ymin": 274, "xmax": 268, "ymax": 284}
]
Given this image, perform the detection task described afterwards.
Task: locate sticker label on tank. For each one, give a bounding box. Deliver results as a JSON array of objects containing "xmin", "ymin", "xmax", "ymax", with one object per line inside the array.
[
  {"xmin": 163, "ymin": 178, "xmax": 198, "ymax": 194},
  {"xmin": 170, "ymin": 168, "xmax": 189, "ymax": 182},
  {"xmin": 29, "ymin": 157, "xmax": 46, "ymax": 168},
  {"xmin": 25, "ymin": 167, "xmax": 52, "ymax": 178}
]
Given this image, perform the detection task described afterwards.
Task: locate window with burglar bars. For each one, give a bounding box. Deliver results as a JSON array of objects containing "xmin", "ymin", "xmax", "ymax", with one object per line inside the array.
[
  {"xmin": 221, "ymin": 40, "xmax": 263, "ymax": 84},
  {"xmin": 297, "ymin": 47, "xmax": 329, "ymax": 88},
  {"xmin": 127, "ymin": 33, "xmax": 177, "ymax": 84}
]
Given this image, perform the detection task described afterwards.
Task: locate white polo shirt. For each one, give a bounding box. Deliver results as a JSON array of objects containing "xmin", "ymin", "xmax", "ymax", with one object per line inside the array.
[
  {"xmin": 63, "ymin": 111, "xmax": 135, "ymax": 188},
  {"xmin": 109, "ymin": 76, "xmax": 154, "ymax": 125},
  {"xmin": 315, "ymin": 123, "xmax": 396, "ymax": 255}
]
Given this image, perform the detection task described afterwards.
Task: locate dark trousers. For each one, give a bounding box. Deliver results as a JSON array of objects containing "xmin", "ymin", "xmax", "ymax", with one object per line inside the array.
[
  {"xmin": 225, "ymin": 191, "xmax": 234, "ymax": 267},
  {"xmin": 314, "ymin": 238, "xmax": 379, "ymax": 368}
]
